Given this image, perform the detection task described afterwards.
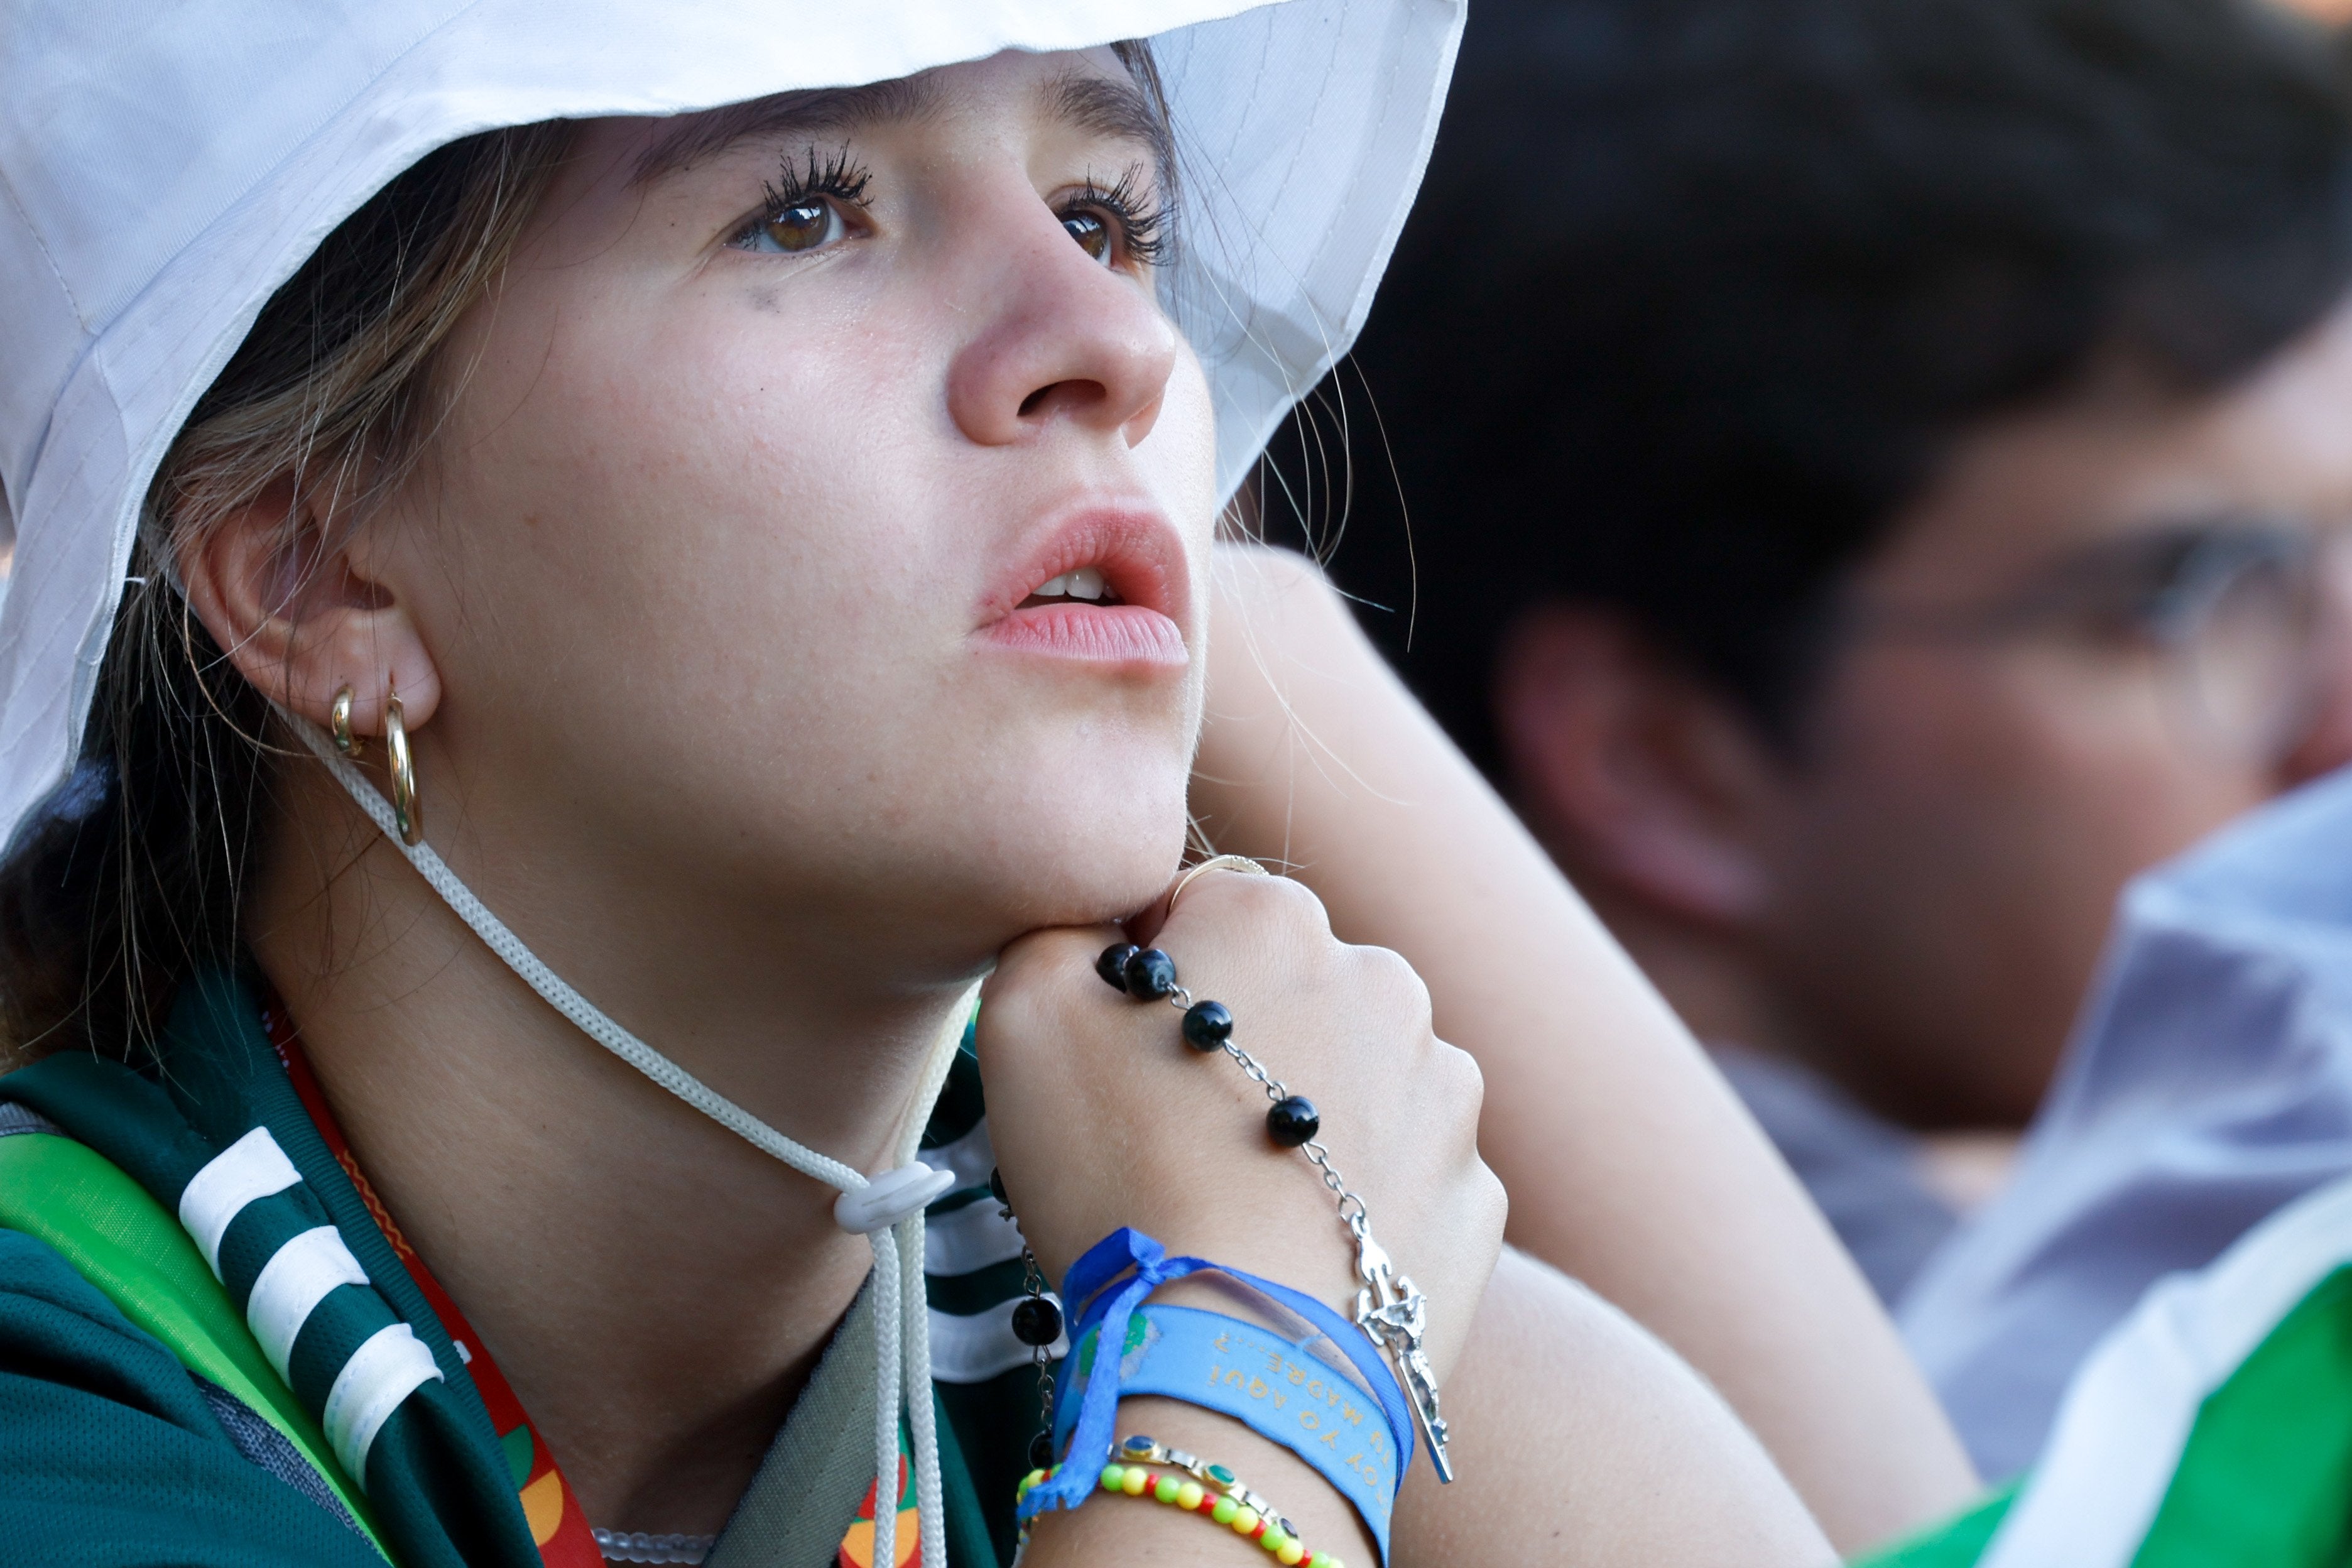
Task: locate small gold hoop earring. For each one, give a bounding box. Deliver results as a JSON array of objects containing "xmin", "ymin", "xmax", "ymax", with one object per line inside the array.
[
  {"xmin": 329, "ymin": 685, "xmax": 364, "ymax": 759},
  {"xmin": 384, "ymin": 689, "xmax": 423, "ymax": 847}
]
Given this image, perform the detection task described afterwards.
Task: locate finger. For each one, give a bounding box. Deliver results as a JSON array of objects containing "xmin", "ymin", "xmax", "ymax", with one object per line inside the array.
[{"xmin": 1129, "ymin": 854, "xmax": 1278, "ymax": 945}]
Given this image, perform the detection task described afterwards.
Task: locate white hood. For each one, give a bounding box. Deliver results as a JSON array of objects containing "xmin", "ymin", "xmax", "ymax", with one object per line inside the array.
[{"xmin": 0, "ymin": 0, "xmax": 1464, "ymax": 846}]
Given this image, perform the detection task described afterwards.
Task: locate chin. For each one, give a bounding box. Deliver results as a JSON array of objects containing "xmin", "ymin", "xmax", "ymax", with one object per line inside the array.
[{"xmin": 981, "ymin": 793, "xmax": 1192, "ymax": 929}]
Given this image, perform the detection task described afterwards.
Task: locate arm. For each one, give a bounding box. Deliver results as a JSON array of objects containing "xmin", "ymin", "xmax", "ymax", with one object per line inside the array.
[
  {"xmin": 980, "ymin": 874, "xmax": 1827, "ymax": 1566},
  {"xmin": 1393, "ymin": 1248, "xmax": 1834, "ymax": 1567},
  {"xmin": 1189, "ymin": 543, "xmax": 1978, "ymax": 1551},
  {"xmin": 1016, "ymin": 1251, "xmax": 1836, "ymax": 1568}
]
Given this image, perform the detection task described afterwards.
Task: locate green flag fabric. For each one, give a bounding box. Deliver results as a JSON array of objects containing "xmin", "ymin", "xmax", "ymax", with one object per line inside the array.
[{"xmin": 1861, "ymin": 1173, "xmax": 2352, "ymax": 1567}]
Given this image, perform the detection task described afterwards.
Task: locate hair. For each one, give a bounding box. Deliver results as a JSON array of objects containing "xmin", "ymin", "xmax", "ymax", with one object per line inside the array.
[
  {"xmin": 0, "ymin": 123, "xmax": 574, "ymax": 1062},
  {"xmin": 1307, "ymin": 0, "xmax": 2352, "ymax": 778}
]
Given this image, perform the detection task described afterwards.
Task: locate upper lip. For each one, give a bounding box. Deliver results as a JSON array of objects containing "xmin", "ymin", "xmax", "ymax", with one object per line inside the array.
[{"xmin": 979, "ymin": 501, "xmax": 1190, "ymax": 626}]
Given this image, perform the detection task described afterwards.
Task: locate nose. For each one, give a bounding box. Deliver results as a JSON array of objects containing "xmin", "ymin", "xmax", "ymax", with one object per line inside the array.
[{"xmin": 944, "ymin": 182, "xmax": 1180, "ymax": 452}]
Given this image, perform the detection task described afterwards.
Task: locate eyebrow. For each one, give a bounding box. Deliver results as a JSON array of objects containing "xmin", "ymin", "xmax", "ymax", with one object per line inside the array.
[
  {"xmin": 631, "ymin": 76, "xmax": 941, "ymax": 186},
  {"xmin": 630, "ymin": 63, "xmax": 1176, "ymax": 203}
]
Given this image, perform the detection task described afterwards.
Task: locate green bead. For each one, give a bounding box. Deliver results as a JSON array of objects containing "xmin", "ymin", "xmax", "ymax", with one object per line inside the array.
[
  {"xmin": 1261, "ymin": 1530, "xmax": 1291, "ymax": 1555},
  {"xmin": 1153, "ymin": 1474, "xmax": 1181, "ymax": 1505},
  {"xmin": 1101, "ymin": 1464, "xmax": 1125, "ymax": 1491},
  {"xmin": 1308, "ymin": 1556, "xmax": 1336, "ymax": 1568},
  {"xmin": 1211, "ymin": 1497, "xmax": 1239, "ymax": 1524}
]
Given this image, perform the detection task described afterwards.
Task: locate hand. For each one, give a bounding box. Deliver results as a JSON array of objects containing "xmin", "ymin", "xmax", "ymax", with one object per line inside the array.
[{"xmin": 978, "ymin": 867, "xmax": 1506, "ymax": 1386}]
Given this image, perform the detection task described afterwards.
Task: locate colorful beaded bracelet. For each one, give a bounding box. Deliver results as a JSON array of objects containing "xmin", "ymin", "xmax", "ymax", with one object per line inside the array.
[{"xmin": 1015, "ymin": 1446, "xmax": 1346, "ymax": 1568}]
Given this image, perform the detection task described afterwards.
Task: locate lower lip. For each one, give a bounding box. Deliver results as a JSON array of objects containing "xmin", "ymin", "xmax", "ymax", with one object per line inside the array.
[{"xmin": 981, "ymin": 603, "xmax": 1189, "ymax": 667}]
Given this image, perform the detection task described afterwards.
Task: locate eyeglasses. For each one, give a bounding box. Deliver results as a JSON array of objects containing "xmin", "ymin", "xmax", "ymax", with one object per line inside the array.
[{"xmin": 1839, "ymin": 519, "xmax": 2341, "ymax": 763}]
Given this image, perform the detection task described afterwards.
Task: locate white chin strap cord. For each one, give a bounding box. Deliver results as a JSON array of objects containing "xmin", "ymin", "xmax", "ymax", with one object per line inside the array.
[{"xmin": 288, "ymin": 714, "xmax": 964, "ymax": 1568}]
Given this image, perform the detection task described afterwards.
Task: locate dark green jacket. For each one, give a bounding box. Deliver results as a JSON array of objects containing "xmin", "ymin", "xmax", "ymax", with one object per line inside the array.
[{"xmin": 0, "ymin": 968, "xmax": 1037, "ymax": 1568}]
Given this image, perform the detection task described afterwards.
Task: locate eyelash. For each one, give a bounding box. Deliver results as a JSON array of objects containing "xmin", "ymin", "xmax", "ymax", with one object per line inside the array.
[
  {"xmin": 729, "ymin": 144, "xmax": 873, "ymax": 246},
  {"xmin": 1060, "ymin": 166, "xmax": 1173, "ymax": 269},
  {"xmin": 725, "ymin": 149, "xmax": 1172, "ymax": 268}
]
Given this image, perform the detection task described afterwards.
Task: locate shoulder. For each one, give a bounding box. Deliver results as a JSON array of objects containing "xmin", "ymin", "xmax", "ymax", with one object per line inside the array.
[{"xmin": 0, "ymin": 1227, "xmax": 384, "ymax": 1567}]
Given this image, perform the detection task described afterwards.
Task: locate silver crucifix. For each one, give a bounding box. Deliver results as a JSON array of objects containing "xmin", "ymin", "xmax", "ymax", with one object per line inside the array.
[{"xmin": 1352, "ymin": 1236, "xmax": 1454, "ymax": 1483}]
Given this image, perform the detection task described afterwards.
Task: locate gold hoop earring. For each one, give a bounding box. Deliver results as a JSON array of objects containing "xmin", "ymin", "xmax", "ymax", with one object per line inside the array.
[
  {"xmin": 329, "ymin": 685, "xmax": 365, "ymax": 759},
  {"xmin": 384, "ymin": 689, "xmax": 423, "ymax": 847}
]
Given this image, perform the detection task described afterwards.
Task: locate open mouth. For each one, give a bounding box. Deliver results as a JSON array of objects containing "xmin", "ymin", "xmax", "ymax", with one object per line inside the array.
[
  {"xmin": 979, "ymin": 507, "xmax": 1190, "ymax": 669},
  {"xmin": 1015, "ymin": 566, "xmax": 1124, "ymax": 610}
]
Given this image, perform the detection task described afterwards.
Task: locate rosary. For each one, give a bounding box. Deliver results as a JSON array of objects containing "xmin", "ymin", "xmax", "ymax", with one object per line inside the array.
[{"xmin": 996, "ymin": 864, "xmax": 1454, "ymax": 1486}]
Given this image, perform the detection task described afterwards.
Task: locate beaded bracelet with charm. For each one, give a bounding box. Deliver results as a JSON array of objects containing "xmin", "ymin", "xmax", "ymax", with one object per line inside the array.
[{"xmin": 1093, "ymin": 933, "xmax": 1454, "ymax": 1484}]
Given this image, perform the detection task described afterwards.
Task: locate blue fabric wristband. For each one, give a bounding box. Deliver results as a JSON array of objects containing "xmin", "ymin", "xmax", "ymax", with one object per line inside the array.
[
  {"xmin": 1052, "ymin": 1303, "xmax": 1400, "ymax": 1560},
  {"xmin": 1015, "ymin": 1227, "xmax": 1415, "ymax": 1567}
]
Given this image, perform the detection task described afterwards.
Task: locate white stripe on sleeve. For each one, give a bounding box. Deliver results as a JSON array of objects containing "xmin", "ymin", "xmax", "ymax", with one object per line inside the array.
[
  {"xmin": 323, "ymin": 1322, "xmax": 444, "ymax": 1485},
  {"xmin": 246, "ymin": 1224, "xmax": 371, "ymax": 1381},
  {"xmin": 178, "ymin": 1126, "xmax": 302, "ymax": 1277}
]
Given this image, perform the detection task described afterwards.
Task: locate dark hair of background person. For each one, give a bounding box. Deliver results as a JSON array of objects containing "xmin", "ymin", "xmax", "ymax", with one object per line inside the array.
[{"xmin": 1259, "ymin": 0, "xmax": 2352, "ymax": 777}]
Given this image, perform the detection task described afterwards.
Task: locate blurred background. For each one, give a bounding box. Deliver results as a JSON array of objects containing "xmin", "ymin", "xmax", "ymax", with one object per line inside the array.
[{"xmin": 1258, "ymin": 0, "xmax": 2352, "ymax": 1326}]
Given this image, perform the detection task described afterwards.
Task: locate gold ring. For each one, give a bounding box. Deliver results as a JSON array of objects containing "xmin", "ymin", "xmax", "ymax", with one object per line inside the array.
[{"xmin": 1169, "ymin": 854, "xmax": 1271, "ymax": 910}]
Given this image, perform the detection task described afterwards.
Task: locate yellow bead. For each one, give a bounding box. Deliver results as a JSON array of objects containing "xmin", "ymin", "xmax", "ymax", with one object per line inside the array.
[
  {"xmin": 1176, "ymin": 1481, "xmax": 1204, "ymax": 1511},
  {"xmin": 1277, "ymin": 1541, "xmax": 1305, "ymax": 1565},
  {"xmin": 1122, "ymin": 1466, "xmax": 1152, "ymax": 1496},
  {"xmin": 1231, "ymin": 1507, "xmax": 1261, "ymax": 1535}
]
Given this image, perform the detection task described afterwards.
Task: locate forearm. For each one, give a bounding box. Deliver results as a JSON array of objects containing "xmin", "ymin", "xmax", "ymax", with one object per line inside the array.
[
  {"xmin": 1020, "ymin": 1250, "xmax": 1835, "ymax": 1567},
  {"xmin": 1192, "ymin": 544, "xmax": 1977, "ymax": 1550},
  {"xmin": 1397, "ymin": 1249, "xmax": 1834, "ymax": 1567}
]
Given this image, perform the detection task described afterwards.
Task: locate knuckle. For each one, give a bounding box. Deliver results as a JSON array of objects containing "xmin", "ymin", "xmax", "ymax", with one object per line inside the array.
[
  {"xmin": 985, "ymin": 928, "xmax": 1116, "ymax": 1025},
  {"xmin": 1439, "ymin": 1041, "xmax": 1487, "ymax": 1122},
  {"xmin": 1221, "ymin": 869, "xmax": 1329, "ymax": 930},
  {"xmin": 1350, "ymin": 943, "xmax": 1433, "ymax": 1025}
]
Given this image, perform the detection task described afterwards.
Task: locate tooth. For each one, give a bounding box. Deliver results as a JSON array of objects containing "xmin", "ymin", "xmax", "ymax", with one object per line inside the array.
[
  {"xmin": 1065, "ymin": 567, "xmax": 1106, "ymax": 601},
  {"xmin": 1035, "ymin": 574, "xmax": 1069, "ymax": 598}
]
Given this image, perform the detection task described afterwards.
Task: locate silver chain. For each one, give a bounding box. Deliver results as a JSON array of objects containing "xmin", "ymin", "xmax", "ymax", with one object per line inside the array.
[
  {"xmin": 1165, "ymin": 982, "xmax": 1371, "ymax": 1239},
  {"xmin": 1159, "ymin": 979, "xmax": 1452, "ymax": 1482}
]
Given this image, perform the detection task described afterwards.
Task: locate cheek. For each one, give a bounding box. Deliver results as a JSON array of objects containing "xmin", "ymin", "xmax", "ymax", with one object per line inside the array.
[
  {"xmin": 404, "ymin": 272, "xmax": 1209, "ymax": 919},
  {"xmin": 429, "ymin": 285, "xmax": 944, "ymax": 717},
  {"xmin": 1794, "ymin": 649, "xmax": 2273, "ymax": 920}
]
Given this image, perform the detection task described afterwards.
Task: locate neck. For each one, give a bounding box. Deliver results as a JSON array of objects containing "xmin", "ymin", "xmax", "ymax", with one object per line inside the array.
[{"xmin": 246, "ymin": 761, "xmax": 983, "ymax": 1534}]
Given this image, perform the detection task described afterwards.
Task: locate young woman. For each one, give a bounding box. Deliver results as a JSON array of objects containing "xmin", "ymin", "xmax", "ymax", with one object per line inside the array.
[{"xmin": 0, "ymin": 3, "xmax": 1968, "ymax": 1564}]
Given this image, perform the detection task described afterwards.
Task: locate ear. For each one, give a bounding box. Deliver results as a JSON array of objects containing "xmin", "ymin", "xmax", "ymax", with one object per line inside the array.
[
  {"xmin": 1493, "ymin": 603, "xmax": 1777, "ymax": 924},
  {"xmin": 176, "ymin": 476, "xmax": 442, "ymax": 738}
]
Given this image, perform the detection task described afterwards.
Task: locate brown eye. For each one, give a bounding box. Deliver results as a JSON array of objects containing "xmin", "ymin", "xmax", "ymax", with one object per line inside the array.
[
  {"xmin": 734, "ymin": 198, "xmax": 844, "ymax": 255},
  {"xmin": 1062, "ymin": 211, "xmax": 1111, "ymax": 264},
  {"xmin": 763, "ymin": 200, "xmax": 832, "ymax": 251}
]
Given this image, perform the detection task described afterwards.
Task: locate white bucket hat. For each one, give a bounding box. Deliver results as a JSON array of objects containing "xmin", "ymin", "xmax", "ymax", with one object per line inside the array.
[
  {"xmin": 0, "ymin": 3, "xmax": 1464, "ymax": 1560},
  {"xmin": 0, "ymin": 0, "xmax": 1464, "ymax": 849}
]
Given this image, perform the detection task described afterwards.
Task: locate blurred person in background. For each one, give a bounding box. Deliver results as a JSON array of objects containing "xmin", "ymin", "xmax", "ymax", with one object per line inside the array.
[{"xmin": 1303, "ymin": 0, "xmax": 2352, "ymax": 1476}]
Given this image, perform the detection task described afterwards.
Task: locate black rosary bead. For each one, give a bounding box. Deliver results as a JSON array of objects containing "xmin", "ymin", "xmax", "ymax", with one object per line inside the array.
[
  {"xmin": 1266, "ymin": 1095, "xmax": 1320, "ymax": 1148},
  {"xmin": 1122, "ymin": 947, "xmax": 1179, "ymax": 1000},
  {"xmin": 1096, "ymin": 942, "xmax": 1140, "ymax": 992},
  {"xmin": 1029, "ymin": 1430, "xmax": 1057, "ymax": 1470},
  {"xmin": 1180, "ymin": 1000, "xmax": 1233, "ymax": 1051},
  {"xmin": 1011, "ymin": 1293, "xmax": 1065, "ymax": 1347}
]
